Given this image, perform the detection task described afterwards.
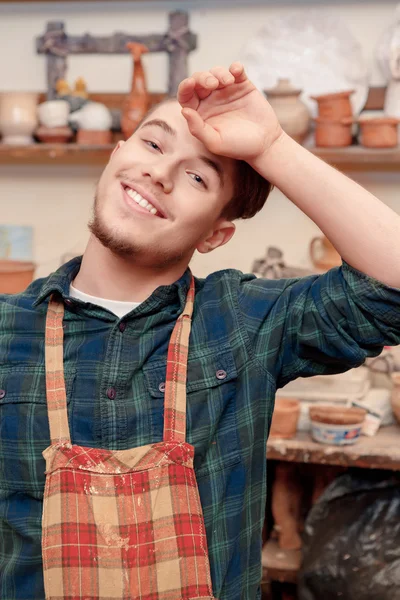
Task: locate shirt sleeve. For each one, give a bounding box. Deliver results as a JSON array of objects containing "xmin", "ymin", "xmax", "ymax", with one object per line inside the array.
[{"xmin": 236, "ymin": 261, "xmax": 400, "ymax": 389}]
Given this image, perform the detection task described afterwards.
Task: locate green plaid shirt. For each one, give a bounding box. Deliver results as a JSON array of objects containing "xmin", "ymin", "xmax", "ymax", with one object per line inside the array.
[{"xmin": 1, "ymin": 256, "xmax": 400, "ymax": 600}]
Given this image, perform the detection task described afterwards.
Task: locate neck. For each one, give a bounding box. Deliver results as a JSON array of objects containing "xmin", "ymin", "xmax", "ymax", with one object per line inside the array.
[{"xmin": 72, "ymin": 235, "xmax": 190, "ymax": 303}]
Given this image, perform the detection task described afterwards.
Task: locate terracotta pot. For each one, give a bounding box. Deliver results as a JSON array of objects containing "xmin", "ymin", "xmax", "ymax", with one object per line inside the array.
[
  {"xmin": 310, "ymin": 235, "xmax": 341, "ymax": 271},
  {"xmin": 311, "ymin": 90, "xmax": 354, "ymax": 120},
  {"xmin": 36, "ymin": 126, "xmax": 73, "ymax": 144},
  {"xmin": 0, "ymin": 92, "xmax": 39, "ymax": 145},
  {"xmin": 309, "ymin": 404, "xmax": 366, "ymax": 425},
  {"xmin": 76, "ymin": 129, "xmax": 112, "ymax": 145},
  {"xmin": 264, "ymin": 78, "xmax": 311, "ymax": 143},
  {"xmin": 269, "ymin": 398, "xmax": 300, "ymax": 439},
  {"xmin": 358, "ymin": 117, "xmax": 399, "ymax": 148},
  {"xmin": 390, "ymin": 372, "xmax": 400, "ymax": 425},
  {"xmin": 314, "ymin": 117, "xmax": 353, "ymax": 147},
  {"xmin": 121, "ymin": 42, "xmax": 150, "ymax": 140},
  {"xmin": 0, "ymin": 260, "xmax": 35, "ymax": 294}
]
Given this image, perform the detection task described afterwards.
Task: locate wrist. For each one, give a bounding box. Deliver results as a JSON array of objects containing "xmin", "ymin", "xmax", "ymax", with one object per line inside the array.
[{"xmin": 249, "ymin": 131, "xmax": 298, "ymax": 184}]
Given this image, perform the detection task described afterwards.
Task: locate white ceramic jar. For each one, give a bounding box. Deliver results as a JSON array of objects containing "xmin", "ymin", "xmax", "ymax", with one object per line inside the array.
[{"xmin": 0, "ymin": 92, "xmax": 39, "ymax": 145}]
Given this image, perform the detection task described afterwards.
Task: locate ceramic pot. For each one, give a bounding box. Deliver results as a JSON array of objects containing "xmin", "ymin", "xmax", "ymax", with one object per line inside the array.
[
  {"xmin": 310, "ymin": 235, "xmax": 341, "ymax": 271},
  {"xmin": 269, "ymin": 398, "xmax": 300, "ymax": 439},
  {"xmin": 311, "ymin": 90, "xmax": 354, "ymax": 120},
  {"xmin": 0, "ymin": 260, "xmax": 35, "ymax": 293},
  {"xmin": 358, "ymin": 117, "xmax": 399, "ymax": 148},
  {"xmin": 264, "ymin": 78, "xmax": 311, "ymax": 143},
  {"xmin": 69, "ymin": 102, "xmax": 112, "ymax": 131},
  {"xmin": 314, "ymin": 117, "xmax": 353, "ymax": 147},
  {"xmin": 76, "ymin": 129, "xmax": 112, "ymax": 145},
  {"xmin": 37, "ymin": 100, "xmax": 70, "ymax": 128},
  {"xmin": 35, "ymin": 125, "xmax": 73, "ymax": 144},
  {"xmin": 390, "ymin": 372, "xmax": 400, "ymax": 425},
  {"xmin": 309, "ymin": 405, "xmax": 366, "ymax": 425},
  {"xmin": 0, "ymin": 92, "xmax": 38, "ymax": 145}
]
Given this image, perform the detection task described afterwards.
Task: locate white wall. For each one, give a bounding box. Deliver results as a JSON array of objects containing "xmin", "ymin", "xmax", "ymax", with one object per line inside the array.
[{"xmin": 1, "ymin": 0, "xmax": 400, "ymax": 279}]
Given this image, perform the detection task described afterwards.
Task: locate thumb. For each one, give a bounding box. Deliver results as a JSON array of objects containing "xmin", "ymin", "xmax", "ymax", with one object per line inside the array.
[{"xmin": 181, "ymin": 108, "xmax": 221, "ymax": 153}]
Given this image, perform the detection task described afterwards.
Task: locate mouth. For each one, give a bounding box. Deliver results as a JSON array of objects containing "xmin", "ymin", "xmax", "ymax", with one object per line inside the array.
[{"xmin": 120, "ymin": 183, "xmax": 167, "ymax": 219}]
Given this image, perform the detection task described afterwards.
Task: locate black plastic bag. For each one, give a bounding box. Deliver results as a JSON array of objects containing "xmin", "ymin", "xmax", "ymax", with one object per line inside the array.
[{"xmin": 298, "ymin": 470, "xmax": 400, "ymax": 600}]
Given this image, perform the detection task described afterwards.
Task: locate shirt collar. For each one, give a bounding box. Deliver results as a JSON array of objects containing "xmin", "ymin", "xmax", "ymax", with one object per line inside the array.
[{"xmin": 33, "ymin": 255, "xmax": 193, "ymax": 313}]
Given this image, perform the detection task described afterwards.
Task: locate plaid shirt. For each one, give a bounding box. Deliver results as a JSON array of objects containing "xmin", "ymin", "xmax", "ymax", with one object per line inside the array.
[{"xmin": 1, "ymin": 256, "xmax": 400, "ymax": 600}]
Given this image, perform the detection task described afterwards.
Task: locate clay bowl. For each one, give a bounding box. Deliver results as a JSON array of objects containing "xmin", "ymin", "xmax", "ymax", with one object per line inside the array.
[
  {"xmin": 358, "ymin": 117, "xmax": 399, "ymax": 148},
  {"xmin": 390, "ymin": 372, "xmax": 400, "ymax": 425},
  {"xmin": 269, "ymin": 398, "xmax": 300, "ymax": 439},
  {"xmin": 309, "ymin": 404, "xmax": 366, "ymax": 425},
  {"xmin": 0, "ymin": 260, "xmax": 35, "ymax": 294},
  {"xmin": 310, "ymin": 90, "xmax": 354, "ymax": 120},
  {"xmin": 314, "ymin": 117, "xmax": 353, "ymax": 148}
]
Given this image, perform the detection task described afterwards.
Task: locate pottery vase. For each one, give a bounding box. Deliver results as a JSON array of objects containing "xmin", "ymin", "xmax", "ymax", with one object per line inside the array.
[
  {"xmin": 314, "ymin": 117, "xmax": 353, "ymax": 148},
  {"xmin": 121, "ymin": 43, "xmax": 150, "ymax": 140},
  {"xmin": 311, "ymin": 90, "xmax": 354, "ymax": 120},
  {"xmin": 0, "ymin": 92, "xmax": 38, "ymax": 145},
  {"xmin": 310, "ymin": 235, "xmax": 341, "ymax": 271},
  {"xmin": 264, "ymin": 78, "xmax": 311, "ymax": 143},
  {"xmin": 269, "ymin": 398, "xmax": 300, "ymax": 439},
  {"xmin": 358, "ymin": 117, "xmax": 399, "ymax": 148},
  {"xmin": 391, "ymin": 372, "xmax": 400, "ymax": 425}
]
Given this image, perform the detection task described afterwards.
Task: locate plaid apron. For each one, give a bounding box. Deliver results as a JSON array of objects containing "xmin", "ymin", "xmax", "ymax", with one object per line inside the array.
[{"xmin": 41, "ymin": 277, "xmax": 217, "ymax": 600}]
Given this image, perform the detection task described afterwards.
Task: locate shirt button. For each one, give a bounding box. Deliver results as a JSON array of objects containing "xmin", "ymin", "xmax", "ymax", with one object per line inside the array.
[
  {"xmin": 158, "ymin": 382, "xmax": 166, "ymax": 393},
  {"xmin": 0, "ymin": 389, "xmax": 5, "ymax": 399},
  {"xmin": 216, "ymin": 369, "xmax": 227, "ymax": 380},
  {"xmin": 64, "ymin": 299, "xmax": 74, "ymax": 307},
  {"xmin": 107, "ymin": 387, "xmax": 116, "ymax": 400},
  {"xmin": 119, "ymin": 321, "xmax": 127, "ymax": 333}
]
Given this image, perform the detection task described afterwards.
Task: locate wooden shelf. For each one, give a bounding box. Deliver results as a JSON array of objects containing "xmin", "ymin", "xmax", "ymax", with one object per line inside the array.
[
  {"xmin": 1, "ymin": 142, "xmax": 400, "ymax": 170},
  {"xmin": 267, "ymin": 425, "xmax": 400, "ymax": 471},
  {"xmin": 262, "ymin": 539, "xmax": 301, "ymax": 584}
]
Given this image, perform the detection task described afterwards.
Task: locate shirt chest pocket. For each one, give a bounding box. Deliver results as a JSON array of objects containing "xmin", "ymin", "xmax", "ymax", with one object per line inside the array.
[
  {"xmin": 143, "ymin": 345, "xmax": 241, "ymax": 478},
  {"xmin": 0, "ymin": 365, "xmax": 76, "ymax": 493}
]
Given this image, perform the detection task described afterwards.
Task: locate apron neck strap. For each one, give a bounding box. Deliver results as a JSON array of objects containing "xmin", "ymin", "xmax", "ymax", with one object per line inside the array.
[
  {"xmin": 163, "ymin": 275, "xmax": 195, "ymax": 443},
  {"xmin": 45, "ymin": 294, "xmax": 71, "ymax": 444}
]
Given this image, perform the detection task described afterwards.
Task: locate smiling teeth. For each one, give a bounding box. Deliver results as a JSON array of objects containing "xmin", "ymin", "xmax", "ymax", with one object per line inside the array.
[{"xmin": 125, "ymin": 188, "xmax": 159, "ymax": 215}]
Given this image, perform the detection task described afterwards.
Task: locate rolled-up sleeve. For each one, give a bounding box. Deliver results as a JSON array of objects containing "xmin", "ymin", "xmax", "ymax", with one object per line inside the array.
[{"xmin": 237, "ymin": 261, "xmax": 400, "ymax": 389}]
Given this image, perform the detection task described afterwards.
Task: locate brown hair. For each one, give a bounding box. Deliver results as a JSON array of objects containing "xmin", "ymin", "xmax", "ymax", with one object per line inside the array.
[{"xmin": 137, "ymin": 98, "xmax": 273, "ymax": 221}]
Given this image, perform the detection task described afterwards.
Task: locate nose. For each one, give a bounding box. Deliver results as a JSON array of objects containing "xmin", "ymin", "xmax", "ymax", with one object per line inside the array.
[{"xmin": 141, "ymin": 160, "xmax": 174, "ymax": 194}]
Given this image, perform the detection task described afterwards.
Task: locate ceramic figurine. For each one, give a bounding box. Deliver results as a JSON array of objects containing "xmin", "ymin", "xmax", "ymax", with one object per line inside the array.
[
  {"xmin": 121, "ymin": 42, "xmax": 150, "ymax": 140},
  {"xmin": 73, "ymin": 77, "xmax": 89, "ymax": 99},
  {"xmin": 264, "ymin": 78, "xmax": 311, "ymax": 143}
]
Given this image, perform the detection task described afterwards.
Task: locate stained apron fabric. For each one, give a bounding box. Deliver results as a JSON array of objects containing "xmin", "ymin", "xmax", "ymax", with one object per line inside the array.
[{"xmin": 41, "ymin": 276, "xmax": 217, "ymax": 599}]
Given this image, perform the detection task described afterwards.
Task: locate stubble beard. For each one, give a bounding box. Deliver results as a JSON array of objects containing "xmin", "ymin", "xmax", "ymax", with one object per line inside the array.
[{"xmin": 88, "ymin": 193, "xmax": 190, "ymax": 270}]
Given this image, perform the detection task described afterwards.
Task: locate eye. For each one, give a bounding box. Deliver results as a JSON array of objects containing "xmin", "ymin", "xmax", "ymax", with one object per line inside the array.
[
  {"xmin": 144, "ymin": 140, "xmax": 161, "ymax": 152},
  {"xmin": 188, "ymin": 172, "xmax": 206, "ymax": 187}
]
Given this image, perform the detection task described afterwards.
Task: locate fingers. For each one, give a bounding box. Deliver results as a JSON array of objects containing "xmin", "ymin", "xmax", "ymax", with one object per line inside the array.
[
  {"xmin": 177, "ymin": 77, "xmax": 199, "ymax": 110},
  {"xmin": 209, "ymin": 66, "xmax": 235, "ymax": 87},
  {"xmin": 181, "ymin": 108, "xmax": 221, "ymax": 153},
  {"xmin": 229, "ymin": 61, "xmax": 248, "ymax": 84}
]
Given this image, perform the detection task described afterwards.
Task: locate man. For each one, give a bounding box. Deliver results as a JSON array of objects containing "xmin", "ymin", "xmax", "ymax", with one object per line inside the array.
[{"xmin": 1, "ymin": 63, "xmax": 399, "ymax": 600}]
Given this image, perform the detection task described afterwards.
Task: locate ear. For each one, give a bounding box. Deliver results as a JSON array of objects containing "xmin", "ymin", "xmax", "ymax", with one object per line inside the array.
[
  {"xmin": 111, "ymin": 140, "xmax": 125, "ymax": 158},
  {"xmin": 197, "ymin": 220, "xmax": 236, "ymax": 254}
]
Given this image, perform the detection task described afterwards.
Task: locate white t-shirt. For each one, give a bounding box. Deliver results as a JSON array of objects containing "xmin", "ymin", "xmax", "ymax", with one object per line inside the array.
[{"xmin": 69, "ymin": 284, "xmax": 141, "ymax": 318}]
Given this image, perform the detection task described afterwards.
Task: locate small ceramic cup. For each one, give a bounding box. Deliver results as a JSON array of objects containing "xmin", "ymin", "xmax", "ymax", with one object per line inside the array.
[{"xmin": 37, "ymin": 100, "xmax": 70, "ymax": 128}]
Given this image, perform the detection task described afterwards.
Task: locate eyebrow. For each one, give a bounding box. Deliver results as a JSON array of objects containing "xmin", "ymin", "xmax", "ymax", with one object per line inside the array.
[{"xmin": 140, "ymin": 118, "xmax": 225, "ymax": 188}]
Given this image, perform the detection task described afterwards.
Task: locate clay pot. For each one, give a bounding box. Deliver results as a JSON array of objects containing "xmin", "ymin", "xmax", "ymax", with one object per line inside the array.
[
  {"xmin": 0, "ymin": 92, "xmax": 38, "ymax": 145},
  {"xmin": 314, "ymin": 117, "xmax": 353, "ymax": 147},
  {"xmin": 358, "ymin": 117, "xmax": 399, "ymax": 148},
  {"xmin": 269, "ymin": 398, "xmax": 300, "ymax": 439},
  {"xmin": 264, "ymin": 78, "xmax": 311, "ymax": 143},
  {"xmin": 309, "ymin": 405, "xmax": 366, "ymax": 425},
  {"xmin": 390, "ymin": 372, "xmax": 400, "ymax": 425},
  {"xmin": 36, "ymin": 126, "xmax": 73, "ymax": 144},
  {"xmin": 121, "ymin": 42, "xmax": 150, "ymax": 140},
  {"xmin": 76, "ymin": 129, "xmax": 112, "ymax": 145},
  {"xmin": 37, "ymin": 100, "xmax": 70, "ymax": 128},
  {"xmin": 0, "ymin": 260, "xmax": 35, "ymax": 294},
  {"xmin": 311, "ymin": 90, "xmax": 354, "ymax": 120},
  {"xmin": 310, "ymin": 235, "xmax": 341, "ymax": 271}
]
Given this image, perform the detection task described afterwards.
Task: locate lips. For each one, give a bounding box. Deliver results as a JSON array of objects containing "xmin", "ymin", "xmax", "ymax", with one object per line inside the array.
[{"xmin": 121, "ymin": 183, "xmax": 166, "ymax": 219}]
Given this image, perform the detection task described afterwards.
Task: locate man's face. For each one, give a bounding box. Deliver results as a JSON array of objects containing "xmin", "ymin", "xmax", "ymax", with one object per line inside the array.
[{"xmin": 91, "ymin": 100, "xmax": 235, "ymax": 268}]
